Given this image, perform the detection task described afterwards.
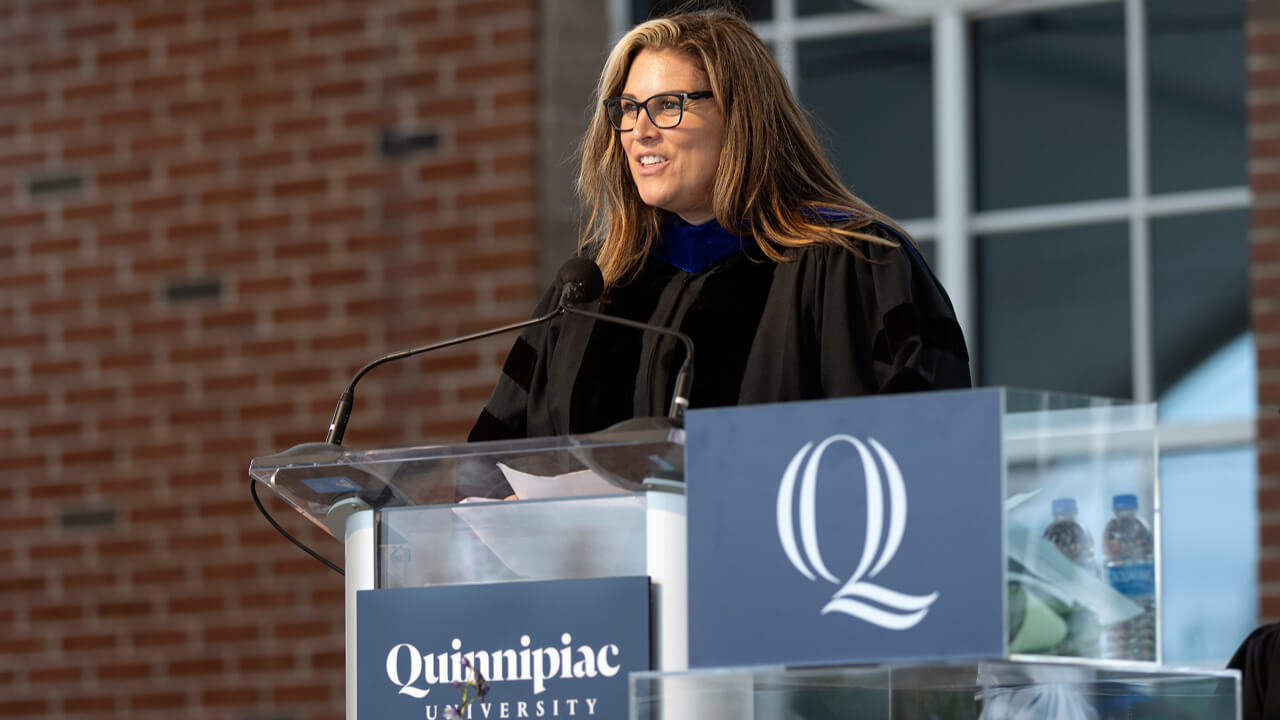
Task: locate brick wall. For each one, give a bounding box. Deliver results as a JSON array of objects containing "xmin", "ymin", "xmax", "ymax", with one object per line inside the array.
[
  {"xmin": 1, "ymin": 0, "xmax": 538, "ymax": 718},
  {"xmin": 1254, "ymin": 0, "xmax": 1280, "ymax": 622}
]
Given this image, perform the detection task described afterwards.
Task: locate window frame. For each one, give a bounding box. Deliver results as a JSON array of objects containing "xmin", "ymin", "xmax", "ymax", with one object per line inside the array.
[{"xmin": 610, "ymin": 0, "xmax": 1255, "ymax": 453}]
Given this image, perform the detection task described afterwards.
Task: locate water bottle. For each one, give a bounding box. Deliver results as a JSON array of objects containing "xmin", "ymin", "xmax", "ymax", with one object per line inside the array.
[
  {"xmin": 1043, "ymin": 498, "xmax": 1098, "ymax": 575},
  {"xmin": 1042, "ymin": 497, "xmax": 1100, "ymax": 657},
  {"xmin": 1102, "ymin": 493, "xmax": 1156, "ymax": 661}
]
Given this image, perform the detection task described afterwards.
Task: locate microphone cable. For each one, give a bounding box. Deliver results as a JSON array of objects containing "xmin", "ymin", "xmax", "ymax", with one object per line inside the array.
[{"xmin": 250, "ymin": 478, "xmax": 344, "ymax": 576}]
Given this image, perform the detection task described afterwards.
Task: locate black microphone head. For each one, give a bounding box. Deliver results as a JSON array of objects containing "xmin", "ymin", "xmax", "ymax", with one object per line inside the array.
[{"xmin": 556, "ymin": 256, "xmax": 604, "ymax": 306}]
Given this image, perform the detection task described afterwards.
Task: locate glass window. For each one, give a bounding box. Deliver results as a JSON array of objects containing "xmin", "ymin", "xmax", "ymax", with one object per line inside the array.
[
  {"xmin": 1153, "ymin": 211, "xmax": 1254, "ymax": 422},
  {"xmin": 916, "ymin": 238, "xmax": 936, "ymax": 269},
  {"xmin": 1148, "ymin": 0, "xmax": 1247, "ymax": 193},
  {"xmin": 631, "ymin": 0, "xmax": 771, "ymax": 24},
  {"xmin": 977, "ymin": 223, "xmax": 1131, "ymax": 399},
  {"xmin": 797, "ymin": 30, "xmax": 934, "ymax": 219},
  {"xmin": 798, "ymin": 0, "xmax": 872, "ymax": 15},
  {"xmin": 1160, "ymin": 446, "xmax": 1258, "ymax": 665},
  {"xmin": 973, "ymin": 4, "xmax": 1127, "ymax": 210}
]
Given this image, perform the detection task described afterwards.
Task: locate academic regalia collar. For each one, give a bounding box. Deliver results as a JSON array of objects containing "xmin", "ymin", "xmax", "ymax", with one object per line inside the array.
[{"xmin": 651, "ymin": 214, "xmax": 745, "ymax": 273}]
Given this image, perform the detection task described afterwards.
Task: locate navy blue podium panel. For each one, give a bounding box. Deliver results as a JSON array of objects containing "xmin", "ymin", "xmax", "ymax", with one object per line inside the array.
[
  {"xmin": 687, "ymin": 389, "xmax": 1006, "ymax": 668},
  {"xmin": 358, "ymin": 577, "xmax": 650, "ymax": 719}
]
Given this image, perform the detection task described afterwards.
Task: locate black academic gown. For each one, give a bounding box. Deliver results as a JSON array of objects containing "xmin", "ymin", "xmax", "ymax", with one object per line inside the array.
[
  {"xmin": 469, "ymin": 223, "xmax": 972, "ymax": 442},
  {"xmin": 1228, "ymin": 623, "xmax": 1280, "ymax": 720}
]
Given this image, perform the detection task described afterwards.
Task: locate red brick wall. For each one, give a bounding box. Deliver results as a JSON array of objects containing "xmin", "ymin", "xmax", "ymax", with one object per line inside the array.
[
  {"xmin": 1, "ymin": 1, "xmax": 538, "ymax": 717},
  {"xmin": 1254, "ymin": 0, "xmax": 1280, "ymax": 622}
]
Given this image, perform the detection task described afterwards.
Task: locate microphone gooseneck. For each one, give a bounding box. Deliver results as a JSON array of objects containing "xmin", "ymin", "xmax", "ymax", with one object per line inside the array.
[
  {"xmin": 322, "ymin": 256, "xmax": 603, "ymax": 445},
  {"xmin": 322, "ymin": 255, "xmax": 693, "ymax": 445},
  {"xmin": 323, "ymin": 311, "xmax": 563, "ymax": 445}
]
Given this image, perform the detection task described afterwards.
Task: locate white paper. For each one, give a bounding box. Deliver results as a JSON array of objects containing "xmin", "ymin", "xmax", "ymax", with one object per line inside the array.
[
  {"xmin": 495, "ymin": 462, "xmax": 629, "ymax": 500},
  {"xmin": 1004, "ymin": 489, "xmax": 1042, "ymax": 513}
]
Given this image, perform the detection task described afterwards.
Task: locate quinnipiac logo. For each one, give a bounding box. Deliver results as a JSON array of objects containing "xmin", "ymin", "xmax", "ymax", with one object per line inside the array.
[
  {"xmin": 776, "ymin": 434, "xmax": 939, "ymax": 630},
  {"xmin": 384, "ymin": 634, "xmax": 621, "ymax": 697}
]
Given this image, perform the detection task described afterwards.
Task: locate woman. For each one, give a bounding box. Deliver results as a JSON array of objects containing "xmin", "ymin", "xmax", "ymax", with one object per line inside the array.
[{"xmin": 469, "ymin": 7, "xmax": 970, "ymax": 443}]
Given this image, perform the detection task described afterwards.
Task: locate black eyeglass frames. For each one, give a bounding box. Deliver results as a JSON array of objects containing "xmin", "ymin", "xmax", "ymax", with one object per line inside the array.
[{"xmin": 602, "ymin": 91, "xmax": 714, "ymax": 131}]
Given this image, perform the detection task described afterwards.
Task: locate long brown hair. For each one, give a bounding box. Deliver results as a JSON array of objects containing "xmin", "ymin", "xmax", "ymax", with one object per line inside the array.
[{"xmin": 577, "ymin": 7, "xmax": 903, "ymax": 290}]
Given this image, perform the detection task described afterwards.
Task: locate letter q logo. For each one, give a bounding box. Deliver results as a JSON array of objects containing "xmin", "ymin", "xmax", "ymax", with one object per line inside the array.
[{"xmin": 776, "ymin": 435, "xmax": 939, "ymax": 630}]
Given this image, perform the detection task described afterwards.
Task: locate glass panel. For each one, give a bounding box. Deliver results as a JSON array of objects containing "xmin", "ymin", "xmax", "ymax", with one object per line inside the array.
[
  {"xmin": 1160, "ymin": 446, "xmax": 1257, "ymax": 665},
  {"xmin": 632, "ymin": 661, "xmax": 1240, "ymax": 720},
  {"xmin": 1148, "ymin": 0, "xmax": 1246, "ymax": 193},
  {"xmin": 1153, "ymin": 211, "xmax": 1254, "ymax": 422},
  {"xmin": 916, "ymin": 238, "xmax": 935, "ymax": 269},
  {"xmin": 798, "ymin": 0, "xmax": 873, "ymax": 14},
  {"xmin": 798, "ymin": 30, "xmax": 934, "ymax": 219},
  {"xmin": 973, "ymin": 4, "xmax": 1127, "ymax": 211},
  {"xmin": 1003, "ymin": 392, "xmax": 1159, "ymax": 662},
  {"xmin": 379, "ymin": 495, "xmax": 650, "ymax": 587},
  {"xmin": 978, "ymin": 223, "xmax": 1132, "ymax": 399},
  {"xmin": 631, "ymin": 0, "xmax": 771, "ymax": 23}
]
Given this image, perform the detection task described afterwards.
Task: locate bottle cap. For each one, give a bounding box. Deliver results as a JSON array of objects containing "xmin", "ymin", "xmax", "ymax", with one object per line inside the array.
[
  {"xmin": 1113, "ymin": 493, "xmax": 1139, "ymax": 511},
  {"xmin": 1051, "ymin": 498, "xmax": 1077, "ymax": 515}
]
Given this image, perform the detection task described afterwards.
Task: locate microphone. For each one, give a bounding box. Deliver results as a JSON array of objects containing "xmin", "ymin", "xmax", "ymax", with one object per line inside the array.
[
  {"xmin": 555, "ymin": 258, "xmax": 695, "ymax": 427},
  {"xmin": 556, "ymin": 256, "xmax": 604, "ymax": 306},
  {"xmin": 321, "ymin": 258, "xmax": 603, "ymax": 445}
]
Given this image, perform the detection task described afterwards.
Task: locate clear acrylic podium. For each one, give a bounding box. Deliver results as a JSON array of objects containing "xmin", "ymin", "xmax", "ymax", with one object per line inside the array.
[
  {"xmin": 249, "ymin": 390, "xmax": 1241, "ymax": 720},
  {"xmin": 248, "ymin": 421, "xmax": 687, "ymax": 720}
]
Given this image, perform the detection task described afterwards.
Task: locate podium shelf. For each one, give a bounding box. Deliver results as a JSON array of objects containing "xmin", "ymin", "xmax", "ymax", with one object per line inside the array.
[{"xmin": 630, "ymin": 659, "xmax": 1239, "ymax": 720}]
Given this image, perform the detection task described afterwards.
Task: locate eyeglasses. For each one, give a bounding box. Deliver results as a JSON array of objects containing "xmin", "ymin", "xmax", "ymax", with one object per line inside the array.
[{"xmin": 602, "ymin": 91, "xmax": 714, "ymax": 131}]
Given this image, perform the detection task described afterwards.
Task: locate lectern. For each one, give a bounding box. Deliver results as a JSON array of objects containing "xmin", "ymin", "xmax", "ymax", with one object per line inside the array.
[{"xmin": 250, "ymin": 423, "xmax": 686, "ymax": 719}]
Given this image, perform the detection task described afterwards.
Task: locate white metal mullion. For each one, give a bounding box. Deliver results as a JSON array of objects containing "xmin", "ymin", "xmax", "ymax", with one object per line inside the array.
[
  {"xmin": 1148, "ymin": 186, "xmax": 1252, "ymax": 218},
  {"xmin": 789, "ymin": 11, "xmax": 929, "ymax": 39},
  {"xmin": 1127, "ymin": 0, "xmax": 1153, "ymax": 404},
  {"xmin": 765, "ymin": 0, "xmax": 1121, "ymax": 37},
  {"xmin": 774, "ymin": 0, "xmax": 798, "ymax": 90},
  {"xmin": 967, "ymin": 186, "xmax": 1250, "ymax": 236},
  {"xmin": 934, "ymin": 9, "xmax": 975, "ymax": 356},
  {"xmin": 975, "ymin": 0, "xmax": 1120, "ymax": 20},
  {"xmin": 898, "ymin": 217, "xmax": 938, "ymax": 241},
  {"xmin": 974, "ymin": 197, "xmax": 1133, "ymax": 234}
]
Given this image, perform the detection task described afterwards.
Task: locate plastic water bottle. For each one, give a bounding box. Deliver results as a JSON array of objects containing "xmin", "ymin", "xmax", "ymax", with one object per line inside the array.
[
  {"xmin": 1043, "ymin": 498, "xmax": 1098, "ymax": 575},
  {"xmin": 1042, "ymin": 497, "xmax": 1100, "ymax": 657},
  {"xmin": 1102, "ymin": 493, "xmax": 1156, "ymax": 661}
]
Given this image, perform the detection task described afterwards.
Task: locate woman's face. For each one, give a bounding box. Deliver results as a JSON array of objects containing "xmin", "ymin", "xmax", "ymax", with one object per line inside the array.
[{"xmin": 619, "ymin": 49, "xmax": 725, "ymax": 225}]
